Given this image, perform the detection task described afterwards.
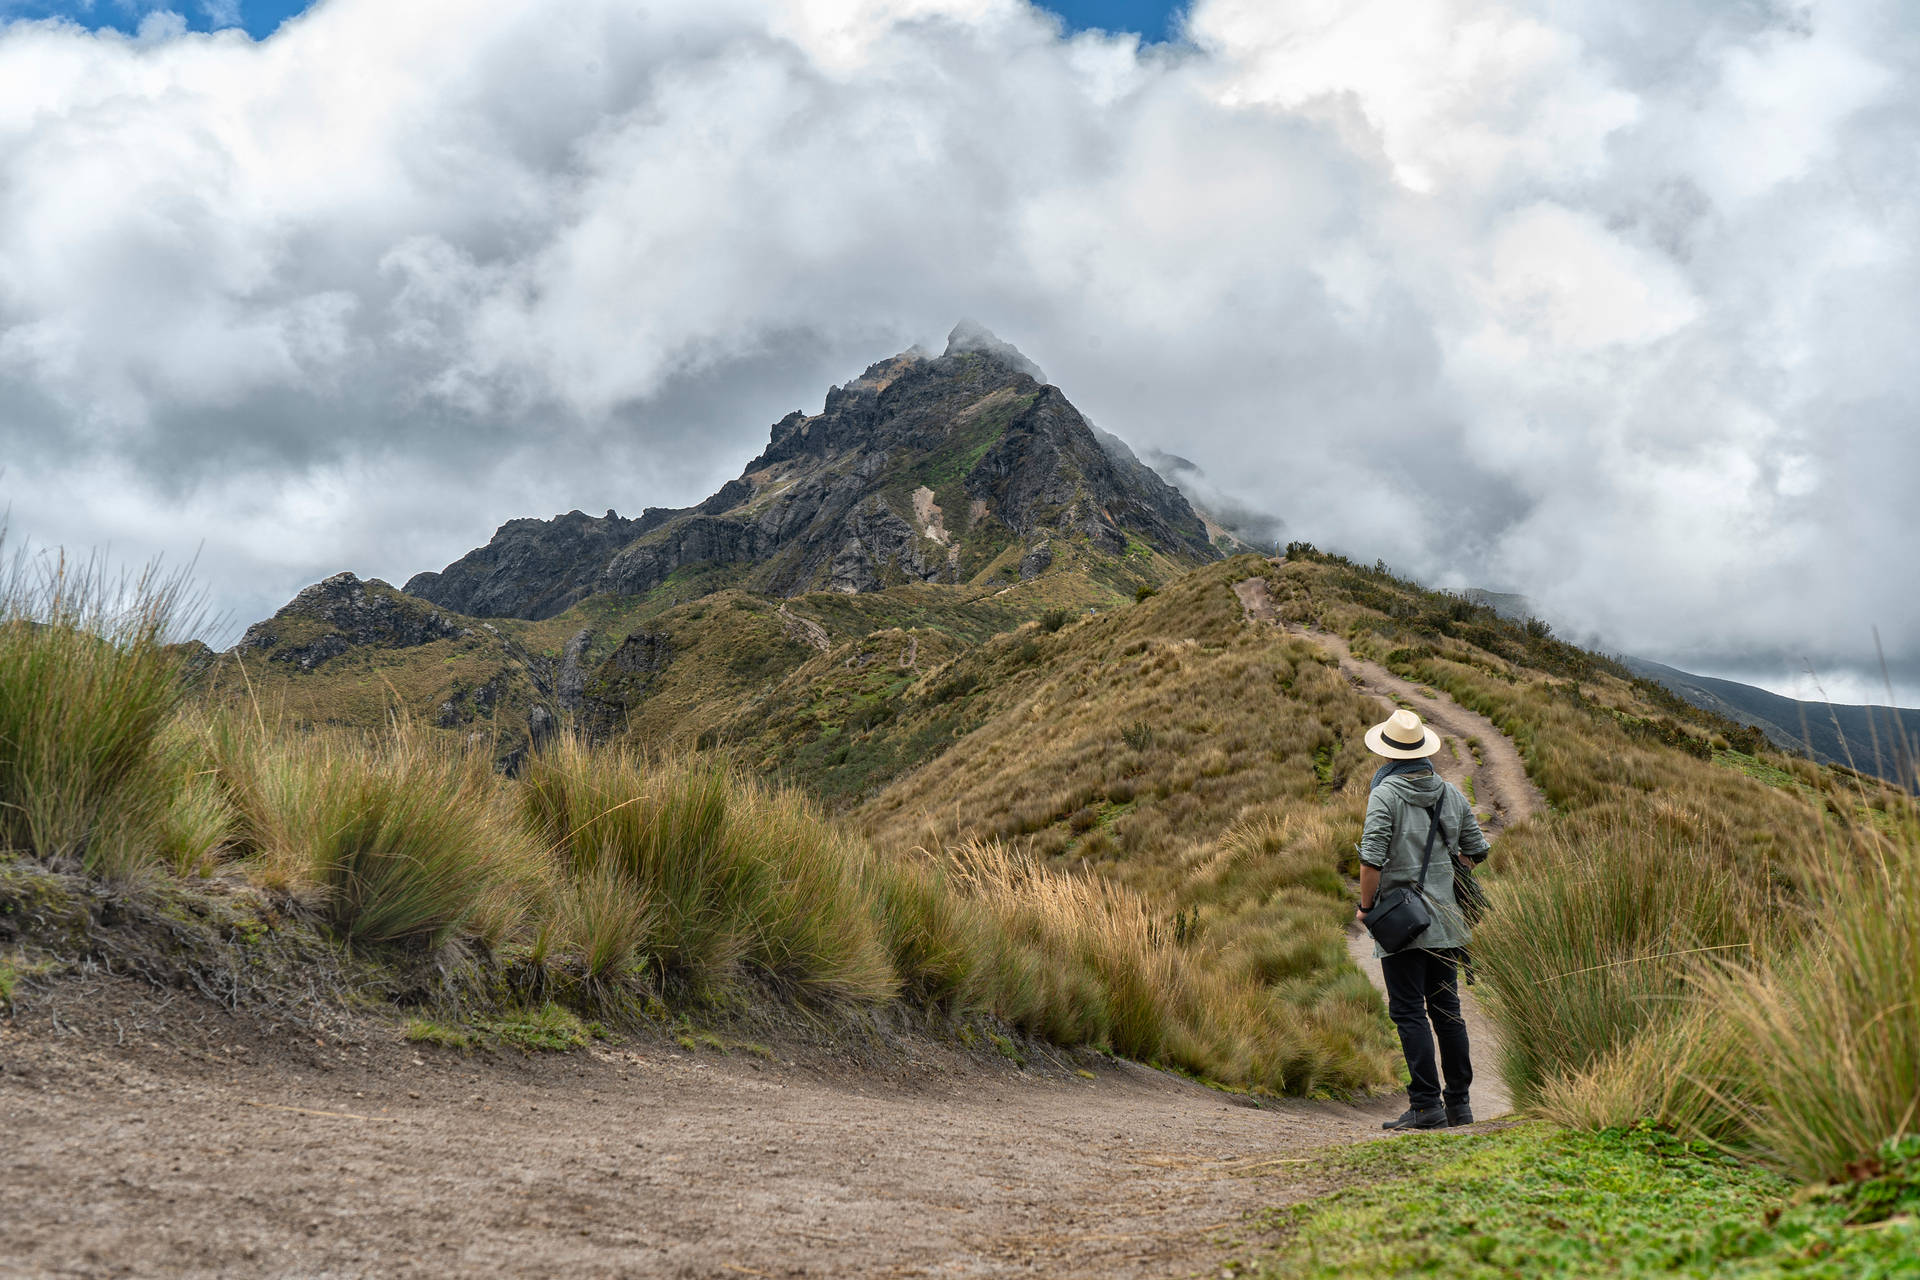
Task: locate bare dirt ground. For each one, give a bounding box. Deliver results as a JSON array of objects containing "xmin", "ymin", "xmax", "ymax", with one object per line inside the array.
[{"xmin": 1, "ymin": 972, "xmax": 1418, "ymax": 1280}]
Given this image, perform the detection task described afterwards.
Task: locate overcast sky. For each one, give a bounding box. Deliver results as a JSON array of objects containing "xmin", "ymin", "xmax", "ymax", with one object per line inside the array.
[{"xmin": 1, "ymin": 0, "xmax": 1916, "ymax": 704}]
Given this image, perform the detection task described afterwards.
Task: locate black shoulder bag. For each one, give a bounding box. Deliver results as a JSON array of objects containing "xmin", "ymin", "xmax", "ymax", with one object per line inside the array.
[{"xmin": 1362, "ymin": 802, "xmax": 1445, "ymax": 954}]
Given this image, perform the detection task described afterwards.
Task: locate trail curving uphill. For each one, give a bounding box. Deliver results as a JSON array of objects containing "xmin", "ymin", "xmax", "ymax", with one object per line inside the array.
[
  {"xmin": 1236, "ymin": 574, "xmax": 1544, "ymax": 1121},
  {"xmin": 1232, "ymin": 577, "xmax": 1543, "ymax": 835}
]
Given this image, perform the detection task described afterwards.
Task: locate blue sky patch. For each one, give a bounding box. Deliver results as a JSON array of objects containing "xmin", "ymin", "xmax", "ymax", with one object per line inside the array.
[
  {"xmin": 1044, "ymin": 1, "xmax": 1184, "ymax": 41},
  {"xmin": 0, "ymin": 0, "xmax": 309, "ymax": 39},
  {"xmin": 6, "ymin": 1, "xmax": 1187, "ymax": 45}
]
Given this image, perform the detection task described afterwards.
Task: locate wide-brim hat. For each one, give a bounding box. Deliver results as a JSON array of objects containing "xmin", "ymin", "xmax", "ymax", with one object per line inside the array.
[{"xmin": 1364, "ymin": 708, "xmax": 1441, "ymax": 759}]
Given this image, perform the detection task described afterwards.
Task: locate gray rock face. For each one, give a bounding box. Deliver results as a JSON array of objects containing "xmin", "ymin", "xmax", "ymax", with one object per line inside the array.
[
  {"xmin": 556, "ymin": 628, "xmax": 594, "ymax": 712},
  {"xmin": 407, "ymin": 508, "xmax": 673, "ymax": 622},
  {"xmin": 389, "ymin": 324, "xmax": 1218, "ymax": 621},
  {"xmin": 1020, "ymin": 542, "xmax": 1053, "ymax": 580},
  {"xmin": 239, "ymin": 572, "xmax": 465, "ymax": 670},
  {"xmin": 828, "ymin": 498, "xmax": 950, "ymax": 593},
  {"xmin": 582, "ymin": 631, "xmax": 674, "ymax": 737}
]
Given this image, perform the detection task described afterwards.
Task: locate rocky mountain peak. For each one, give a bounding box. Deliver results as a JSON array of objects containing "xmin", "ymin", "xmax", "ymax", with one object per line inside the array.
[
  {"xmin": 942, "ymin": 320, "xmax": 1046, "ymax": 384},
  {"xmin": 395, "ymin": 326, "xmax": 1220, "ymax": 621},
  {"xmin": 239, "ymin": 571, "xmax": 468, "ymax": 671}
]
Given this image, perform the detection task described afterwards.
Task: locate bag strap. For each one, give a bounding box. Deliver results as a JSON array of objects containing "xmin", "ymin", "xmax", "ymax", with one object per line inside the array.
[{"xmin": 1416, "ymin": 802, "xmax": 1446, "ymax": 884}]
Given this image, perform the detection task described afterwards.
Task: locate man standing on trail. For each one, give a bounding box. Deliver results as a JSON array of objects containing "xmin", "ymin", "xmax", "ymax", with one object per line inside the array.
[{"xmin": 1356, "ymin": 708, "xmax": 1490, "ymax": 1131}]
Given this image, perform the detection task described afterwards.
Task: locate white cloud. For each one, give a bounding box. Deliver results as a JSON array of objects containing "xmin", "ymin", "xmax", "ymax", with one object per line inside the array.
[{"xmin": 0, "ymin": 0, "xmax": 1916, "ymax": 700}]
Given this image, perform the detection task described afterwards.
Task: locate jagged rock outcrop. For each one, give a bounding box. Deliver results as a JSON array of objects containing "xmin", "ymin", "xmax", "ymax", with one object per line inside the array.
[
  {"xmin": 383, "ymin": 322, "xmax": 1219, "ymax": 621},
  {"xmin": 406, "ymin": 508, "xmax": 673, "ymax": 621},
  {"xmin": 239, "ymin": 572, "xmax": 466, "ymax": 671},
  {"xmin": 556, "ymin": 628, "xmax": 594, "ymax": 713}
]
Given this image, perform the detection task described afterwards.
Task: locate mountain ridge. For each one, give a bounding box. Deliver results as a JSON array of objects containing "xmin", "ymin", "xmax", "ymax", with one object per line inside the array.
[{"xmin": 402, "ymin": 324, "xmax": 1218, "ymax": 623}]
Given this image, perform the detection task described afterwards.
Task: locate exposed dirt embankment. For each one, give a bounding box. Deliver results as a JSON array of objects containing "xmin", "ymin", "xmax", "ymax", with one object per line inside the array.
[{"xmin": 2, "ymin": 972, "xmax": 1410, "ymax": 1279}]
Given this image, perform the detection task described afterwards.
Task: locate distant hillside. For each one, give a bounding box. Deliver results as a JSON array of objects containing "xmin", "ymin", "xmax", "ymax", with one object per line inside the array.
[
  {"xmin": 1462, "ymin": 588, "xmax": 1916, "ymax": 788},
  {"xmin": 1621, "ymin": 656, "xmax": 1917, "ymax": 787}
]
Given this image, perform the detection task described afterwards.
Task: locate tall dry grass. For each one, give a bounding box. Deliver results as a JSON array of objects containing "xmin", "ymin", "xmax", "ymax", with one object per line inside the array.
[
  {"xmin": 520, "ymin": 737, "xmax": 898, "ymax": 1003},
  {"xmin": 202, "ymin": 714, "xmax": 540, "ymax": 948},
  {"xmin": 881, "ymin": 838, "xmax": 1395, "ymax": 1094},
  {"xmin": 1473, "ymin": 814, "xmax": 1792, "ymax": 1111},
  {"xmin": 1705, "ymin": 806, "xmax": 1920, "ymax": 1180},
  {"xmin": 0, "ymin": 546, "xmax": 198, "ymax": 879},
  {"xmin": 1475, "ymin": 783, "xmax": 1920, "ymax": 1175}
]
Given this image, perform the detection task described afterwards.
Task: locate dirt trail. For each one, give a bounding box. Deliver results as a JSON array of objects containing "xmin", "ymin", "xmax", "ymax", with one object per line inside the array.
[
  {"xmin": 1233, "ymin": 577, "xmax": 1543, "ymax": 835},
  {"xmin": 1, "ymin": 977, "xmax": 1404, "ymax": 1279}
]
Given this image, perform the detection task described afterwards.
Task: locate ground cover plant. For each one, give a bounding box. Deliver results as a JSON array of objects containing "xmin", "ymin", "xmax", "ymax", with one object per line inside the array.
[{"xmin": 1240, "ymin": 1124, "xmax": 1920, "ymax": 1280}]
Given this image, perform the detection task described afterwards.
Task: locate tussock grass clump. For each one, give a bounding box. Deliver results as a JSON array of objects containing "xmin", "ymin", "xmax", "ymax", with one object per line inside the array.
[
  {"xmin": 1473, "ymin": 814, "xmax": 1788, "ymax": 1114},
  {"xmin": 890, "ymin": 838, "xmax": 1395, "ymax": 1096},
  {"xmin": 521, "ymin": 737, "xmax": 897, "ymax": 1002},
  {"xmin": 208, "ymin": 717, "xmax": 540, "ymax": 949},
  {"xmin": 1709, "ymin": 815, "xmax": 1920, "ymax": 1180},
  {"xmin": 0, "ymin": 549, "xmax": 196, "ymax": 879}
]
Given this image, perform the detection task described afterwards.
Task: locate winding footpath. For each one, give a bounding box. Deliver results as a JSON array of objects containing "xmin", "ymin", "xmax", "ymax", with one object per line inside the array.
[{"xmin": 1235, "ymin": 574, "xmax": 1547, "ymax": 1122}]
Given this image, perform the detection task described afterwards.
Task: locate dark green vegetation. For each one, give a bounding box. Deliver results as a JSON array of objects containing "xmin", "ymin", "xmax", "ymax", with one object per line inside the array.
[{"xmin": 1242, "ymin": 1125, "xmax": 1920, "ymax": 1279}]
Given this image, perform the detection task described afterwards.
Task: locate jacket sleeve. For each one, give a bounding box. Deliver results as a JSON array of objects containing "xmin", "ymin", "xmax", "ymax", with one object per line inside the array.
[
  {"xmin": 1454, "ymin": 794, "xmax": 1491, "ymax": 863},
  {"xmin": 1359, "ymin": 788, "xmax": 1395, "ymax": 868}
]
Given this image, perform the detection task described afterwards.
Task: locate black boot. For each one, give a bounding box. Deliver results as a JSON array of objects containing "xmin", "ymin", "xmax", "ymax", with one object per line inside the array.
[
  {"xmin": 1446, "ymin": 1103, "xmax": 1474, "ymax": 1127},
  {"xmin": 1381, "ymin": 1104, "xmax": 1448, "ymax": 1131}
]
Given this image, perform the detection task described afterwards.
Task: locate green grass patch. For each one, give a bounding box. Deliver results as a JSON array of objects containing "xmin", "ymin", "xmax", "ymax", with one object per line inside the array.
[
  {"xmin": 477, "ymin": 1002, "xmax": 596, "ymax": 1052},
  {"xmin": 1244, "ymin": 1123, "xmax": 1822, "ymax": 1279},
  {"xmin": 403, "ymin": 1018, "xmax": 478, "ymax": 1050}
]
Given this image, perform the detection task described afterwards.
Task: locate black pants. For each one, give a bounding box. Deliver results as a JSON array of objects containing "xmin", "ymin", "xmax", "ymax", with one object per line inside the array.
[{"xmin": 1380, "ymin": 948, "xmax": 1472, "ymax": 1110}]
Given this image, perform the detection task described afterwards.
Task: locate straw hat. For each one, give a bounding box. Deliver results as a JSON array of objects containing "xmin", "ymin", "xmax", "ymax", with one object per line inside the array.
[{"xmin": 1364, "ymin": 708, "xmax": 1441, "ymax": 759}]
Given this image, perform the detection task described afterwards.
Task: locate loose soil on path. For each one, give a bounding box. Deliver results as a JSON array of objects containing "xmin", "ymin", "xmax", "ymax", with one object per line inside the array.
[{"xmin": 3, "ymin": 976, "xmax": 1401, "ymax": 1280}]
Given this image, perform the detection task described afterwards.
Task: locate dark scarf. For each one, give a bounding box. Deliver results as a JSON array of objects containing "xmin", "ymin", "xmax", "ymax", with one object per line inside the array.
[{"xmin": 1368, "ymin": 757, "xmax": 1435, "ymax": 792}]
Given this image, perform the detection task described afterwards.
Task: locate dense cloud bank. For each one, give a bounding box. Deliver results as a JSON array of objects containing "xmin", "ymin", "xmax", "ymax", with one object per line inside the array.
[{"xmin": 1, "ymin": 0, "xmax": 1916, "ymax": 700}]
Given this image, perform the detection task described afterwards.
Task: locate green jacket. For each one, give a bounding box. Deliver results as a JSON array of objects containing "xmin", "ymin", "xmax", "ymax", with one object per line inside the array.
[{"xmin": 1360, "ymin": 767, "xmax": 1490, "ymax": 957}]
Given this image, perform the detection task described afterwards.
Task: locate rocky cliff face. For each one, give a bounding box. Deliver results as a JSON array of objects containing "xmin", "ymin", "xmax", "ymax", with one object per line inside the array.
[{"xmin": 402, "ymin": 324, "xmax": 1219, "ymax": 621}]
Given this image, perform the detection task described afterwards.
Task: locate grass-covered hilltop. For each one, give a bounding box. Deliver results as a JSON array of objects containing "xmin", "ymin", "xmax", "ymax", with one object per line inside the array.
[{"xmin": 5, "ymin": 326, "xmax": 1917, "ymax": 1275}]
